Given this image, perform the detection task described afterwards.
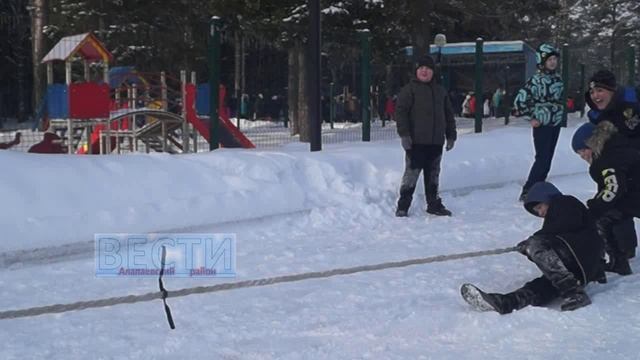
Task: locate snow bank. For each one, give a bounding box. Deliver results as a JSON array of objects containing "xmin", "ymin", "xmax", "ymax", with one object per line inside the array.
[{"xmin": 0, "ymin": 120, "xmax": 588, "ymax": 252}]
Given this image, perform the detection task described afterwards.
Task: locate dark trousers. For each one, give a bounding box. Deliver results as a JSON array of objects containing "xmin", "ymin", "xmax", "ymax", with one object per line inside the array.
[
  {"xmin": 523, "ymin": 126, "xmax": 561, "ymax": 192},
  {"xmin": 598, "ymin": 214, "xmax": 638, "ymax": 258},
  {"xmin": 497, "ymin": 235, "xmax": 585, "ymax": 314},
  {"xmin": 613, "ymin": 217, "xmax": 638, "ymax": 257},
  {"xmin": 397, "ymin": 144, "xmax": 443, "ymax": 211}
]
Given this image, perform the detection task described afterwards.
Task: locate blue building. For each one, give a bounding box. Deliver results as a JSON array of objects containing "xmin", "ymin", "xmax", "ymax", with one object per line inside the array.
[{"xmin": 403, "ymin": 40, "xmax": 536, "ymax": 95}]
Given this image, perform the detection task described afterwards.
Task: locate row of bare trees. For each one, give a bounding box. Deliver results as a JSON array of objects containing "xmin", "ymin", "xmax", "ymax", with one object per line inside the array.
[{"xmin": 2, "ymin": 0, "xmax": 638, "ymax": 129}]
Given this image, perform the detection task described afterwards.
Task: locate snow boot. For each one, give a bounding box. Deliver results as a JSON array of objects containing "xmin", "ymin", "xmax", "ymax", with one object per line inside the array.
[
  {"xmin": 595, "ymin": 264, "xmax": 608, "ymax": 284},
  {"xmin": 461, "ymin": 283, "xmax": 540, "ymax": 314},
  {"xmin": 560, "ymin": 288, "xmax": 591, "ymax": 311},
  {"xmin": 461, "ymin": 284, "xmax": 507, "ymax": 313},
  {"xmin": 396, "ymin": 185, "xmax": 414, "ymax": 218},
  {"xmin": 626, "ymin": 249, "xmax": 636, "ymax": 259},
  {"xmin": 605, "ymin": 252, "xmax": 632, "ymax": 276},
  {"xmin": 426, "ymin": 200, "xmax": 452, "ymax": 216}
]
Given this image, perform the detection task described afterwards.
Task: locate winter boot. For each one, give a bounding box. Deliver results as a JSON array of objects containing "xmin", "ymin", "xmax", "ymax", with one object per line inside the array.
[
  {"xmin": 461, "ymin": 284, "xmax": 509, "ymax": 314},
  {"xmin": 460, "ymin": 284, "xmax": 536, "ymax": 314},
  {"xmin": 595, "ymin": 263, "xmax": 608, "ymax": 284},
  {"xmin": 605, "ymin": 252, "xmax": 632, "ymax": 276},
  {"xmin": 625, "ymin": 248, "xmax": 636, "ymax": 259},
  {"xmin": 396, "ymin": 185, "xmax": 414, "ymax": 218},
  {"xmin": 426, "ymin": 200, "xmax": 452, "ymax": 216},
  {"xmin": 560, "ymin": 288, "xmax": 592, "ymax": 311}
]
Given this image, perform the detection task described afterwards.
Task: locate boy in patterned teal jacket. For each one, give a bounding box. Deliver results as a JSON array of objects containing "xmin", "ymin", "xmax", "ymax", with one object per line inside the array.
[{"xmin": 513, "ymin": 43, "xmax": 565, "ymax": 202}]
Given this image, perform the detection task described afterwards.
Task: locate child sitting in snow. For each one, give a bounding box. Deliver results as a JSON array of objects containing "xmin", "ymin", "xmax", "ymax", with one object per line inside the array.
[{"xmin": 461, "ymin": 181, "xmax": 605, "ymax": 314}]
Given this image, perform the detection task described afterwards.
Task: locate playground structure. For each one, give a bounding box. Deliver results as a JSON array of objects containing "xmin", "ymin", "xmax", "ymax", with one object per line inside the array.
[{"xmin": 39, "ymin": 33, "xmax": 254, "ymax": 155}]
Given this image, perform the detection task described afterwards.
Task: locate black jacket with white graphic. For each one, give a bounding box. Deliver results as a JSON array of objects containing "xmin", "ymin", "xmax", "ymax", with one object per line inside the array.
[{"xmin": 586, "ymin": 122, "xmax": 640, "ymax": 218}]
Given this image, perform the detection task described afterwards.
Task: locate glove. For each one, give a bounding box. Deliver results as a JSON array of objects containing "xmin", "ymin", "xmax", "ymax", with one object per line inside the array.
[
  {"xmin": 401, "ymin": 136, "xmax": 412, "ymax": 151},
  {"xmin": 516, "ymin": 239, "xmax": 529, "ymax": 255},
  {"xmin": 445, "ymin": 138, "xmax": 455, "ymax": 151}
]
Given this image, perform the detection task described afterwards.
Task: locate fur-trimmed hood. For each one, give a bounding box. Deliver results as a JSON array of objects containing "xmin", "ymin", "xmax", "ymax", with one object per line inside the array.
[{"xmin": 585, "ymin": 120, "xmax": 618, "ymax": 158}]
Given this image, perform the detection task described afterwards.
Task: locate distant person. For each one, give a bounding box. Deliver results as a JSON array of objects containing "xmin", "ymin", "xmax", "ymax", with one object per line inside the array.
[
  {"xmin": 492, "ymin": 87, "xmax": 504, "ymax": 117},
  {"xmin": 469, "ymin": 93, "xmax": 476, "ymax": 117},
  {"xmin": 0, "ymin": 132, "xmax": 21, "ymax": 149},
  {"xmin": 513, "ymin": 43, "xmax": 564, "ymax": 202},
  {"xmin": 240, "ymin": 94, "xmax": 249, "ymax": 119},
  {"xmin": 384, "ymin": 95, "xmax": 396, "ymax": 121},
  {"xmin": 483, "ymin": 98, "xmax": 490, "ymax": 118},
  {"xmin": 29, "ymin": 128, "xmax": 65, "ymax": 154},
  {"xmin": 566, "ymin": 96, "xmax": 575, "ymax": 113},
  {"xmin": 347, "ymin": 95, "xmax": 359, "ymax": 122},
  {"xmin": 461, "ymin": 93, "xmax": 472, "ymax": 117},
  {"xmin": 253, "ymin": 93, "xmax": 264, "ymax": 120},
  {"xmin": 395, "ymin": 55, "xmax": 456, "ymax": 217},
  {"xmin": 461, "ymin": 181, "xmax": 605, "ymax": 314},
  {"xmin": 335, "ymin": 95, "xmax": 345, "ymax": 122}
]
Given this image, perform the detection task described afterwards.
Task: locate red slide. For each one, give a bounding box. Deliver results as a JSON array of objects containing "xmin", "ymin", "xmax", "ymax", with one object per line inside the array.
[{"xmin": 184, "ymin": 84, "xmax": 255, "ymax": 148}]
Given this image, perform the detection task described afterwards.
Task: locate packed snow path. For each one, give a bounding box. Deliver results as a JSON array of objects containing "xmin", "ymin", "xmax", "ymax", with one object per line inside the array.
[{"xmin": 2, "ymin": 174, "xmax": 639, "ymax": 359}]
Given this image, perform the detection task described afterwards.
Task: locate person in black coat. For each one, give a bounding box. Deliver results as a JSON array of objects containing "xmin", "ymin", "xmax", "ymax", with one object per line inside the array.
[
  {"xmin": 572, "ymin": 120, "xmax": 640, "ymax": 275},
  {"xmin": 461, "ymin": 181, "xmax": 605, "ymax": 314},
  {"xmin": 394, "ymin": 55, "xmax": 457, "ymax": 217},
  {"xmin": 585, "ymin": 70, "xmax": 640, "ymax": 148},
  {"xmin": 585, "ymin": 71, "xmax": 640, "ymax": 260}
]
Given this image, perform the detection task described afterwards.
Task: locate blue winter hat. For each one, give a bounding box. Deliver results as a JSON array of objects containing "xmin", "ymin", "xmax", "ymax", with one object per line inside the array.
[
  {"xmin": 571, "ymin": 122, "xmax": 596, "ymax": 152},
  {"xmin": 524, "ymin": 181, "xmax": 562, "ymax": 216}
]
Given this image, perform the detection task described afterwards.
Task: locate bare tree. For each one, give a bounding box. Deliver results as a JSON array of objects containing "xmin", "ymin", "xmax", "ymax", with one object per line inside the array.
[
  {"xmin": 30, "ymin": 0, "xmax": 47, "ymax": 110},
  {"xmin": 408, "ymin": 0, "xmax": 433, "ymax": 63},
  {"xmin": 297, "ymin": 45, "xmax": 309, "ymax": 142},
  {"xmin": 288, "ymin": 43, "xmax": 300, "ymax": 136}
]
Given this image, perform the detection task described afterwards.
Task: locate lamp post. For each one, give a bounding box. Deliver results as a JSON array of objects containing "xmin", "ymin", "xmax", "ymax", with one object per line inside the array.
[
  {"xmin": 474, "ymin": 37, "xmax": 484, "ymax": 133},
  {"xmin": 434, "ymin": 33, "xmax": 447, "ymax": 86}
]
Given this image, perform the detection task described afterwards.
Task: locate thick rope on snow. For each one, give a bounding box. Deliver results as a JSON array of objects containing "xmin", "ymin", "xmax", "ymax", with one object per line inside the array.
[{"xmin": 0, "ymin": 246, "xmax": 516, "ymax": 321}]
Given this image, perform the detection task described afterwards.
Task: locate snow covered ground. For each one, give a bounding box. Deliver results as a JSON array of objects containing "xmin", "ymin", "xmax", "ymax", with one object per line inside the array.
[{"xmin": 1, "ymin": 115, "xmax": 639, "ymax": 359}]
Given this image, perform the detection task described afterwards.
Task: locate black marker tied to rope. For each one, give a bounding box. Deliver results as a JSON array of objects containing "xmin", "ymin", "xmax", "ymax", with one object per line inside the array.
[{"xmin": 159, "ymin": 245, "xmax": 175, "ymax": 329}]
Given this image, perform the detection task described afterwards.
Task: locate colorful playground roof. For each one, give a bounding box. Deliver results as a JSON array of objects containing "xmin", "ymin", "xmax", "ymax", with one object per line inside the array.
[
  {"xmin": 42, "ymin": 33, "xmax": 113, "ymax": 64},
  {"xmin": 108, "ymin": 67, "xmax": 148, "ymax": 88}
]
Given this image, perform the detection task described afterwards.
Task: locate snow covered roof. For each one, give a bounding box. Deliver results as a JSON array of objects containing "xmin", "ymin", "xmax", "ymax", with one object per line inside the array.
[
  {"xmin": 429, "ymin": 41, "xmax": 533, "ymax": 55},
  {"xmin": 403, "ymin": 41, "xmax": 534, "ymax": 57},
  {"xmin": 42, "ymin": 33, "xmax": 113, "ymax": 64}
]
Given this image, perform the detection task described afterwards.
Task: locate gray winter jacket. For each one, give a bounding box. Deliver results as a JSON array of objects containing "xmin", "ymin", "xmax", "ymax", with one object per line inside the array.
[{"xmin": 395, "ymin": 78, "xmax": 457, "ymax": 145}]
